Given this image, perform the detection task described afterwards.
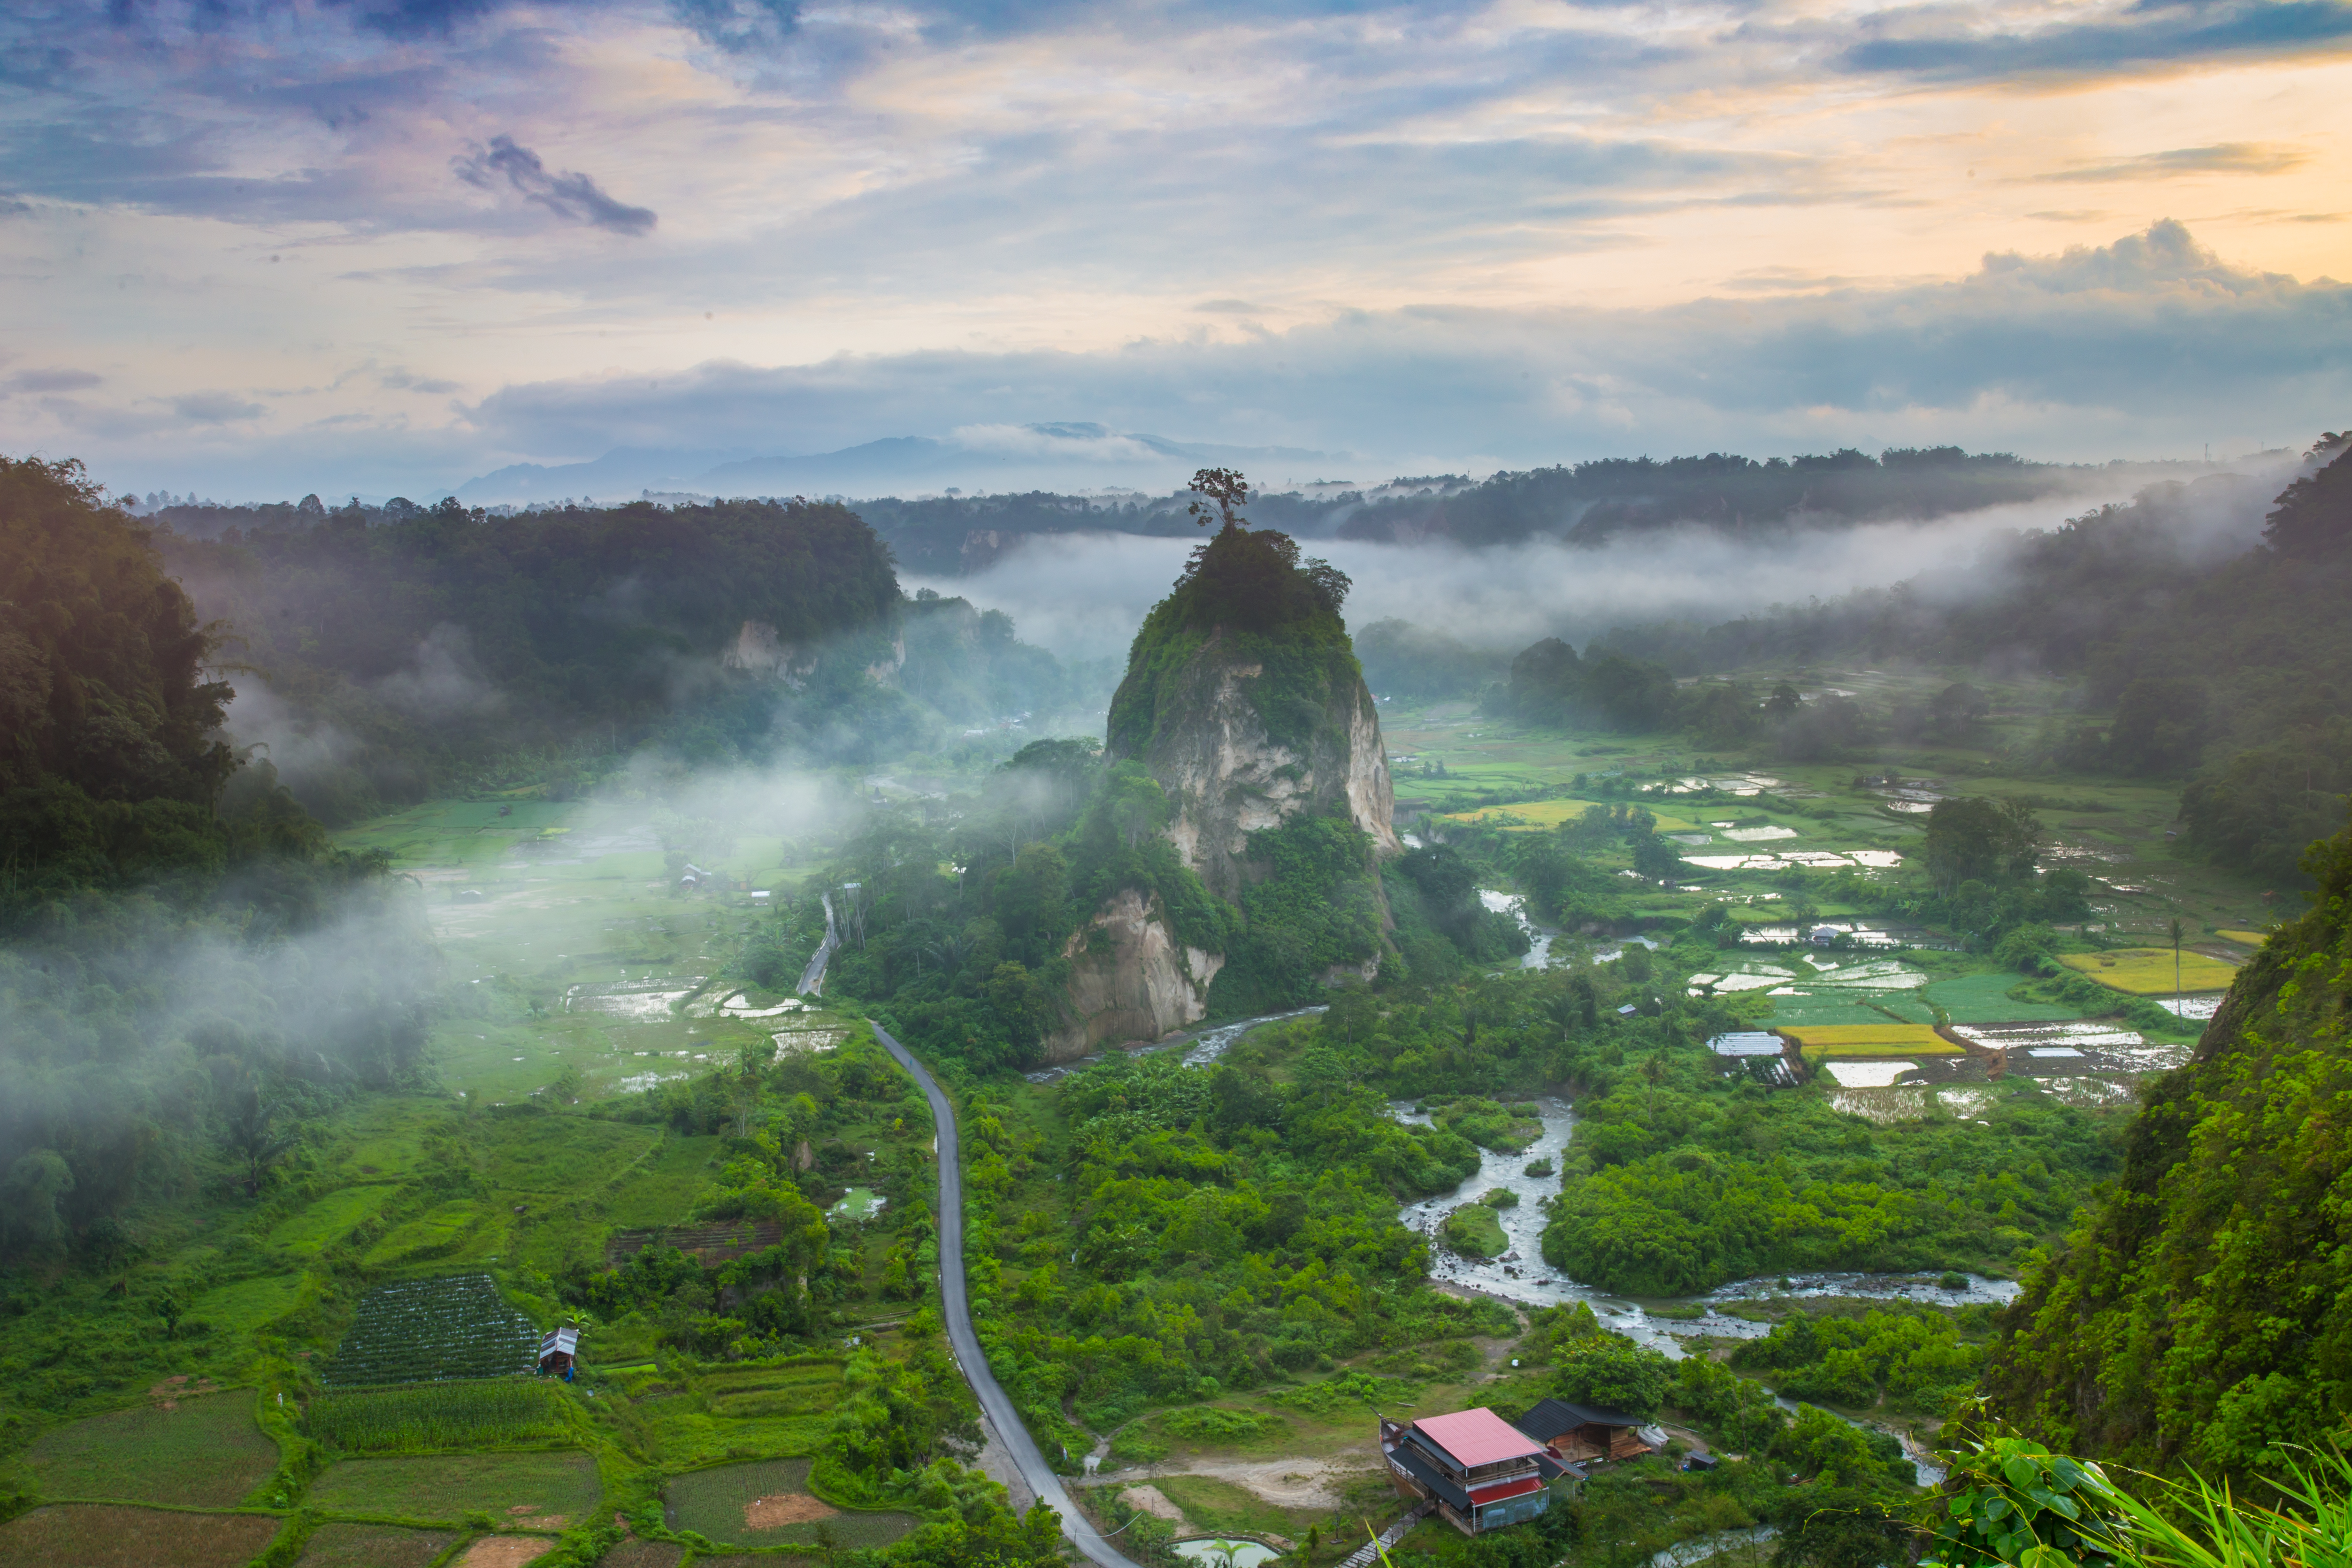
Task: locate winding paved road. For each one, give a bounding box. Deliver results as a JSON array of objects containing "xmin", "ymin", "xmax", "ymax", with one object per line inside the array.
[{"xmin": 871, "ymin": 1021, "xmax": 1147, "ymax": 1568}]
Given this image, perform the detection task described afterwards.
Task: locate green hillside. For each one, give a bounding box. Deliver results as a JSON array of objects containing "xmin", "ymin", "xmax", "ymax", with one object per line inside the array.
[{"xmin": 1977, "ymin": 808, "xmax": 2352, "ymax": 1482}]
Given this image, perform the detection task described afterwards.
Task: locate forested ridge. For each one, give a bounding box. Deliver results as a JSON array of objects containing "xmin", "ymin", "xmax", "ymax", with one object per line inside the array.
[
  {"xmin": 813, "ymin": 445, "xmax": 2125, "ymax": 572},
  {"xmin": 156, "ymin": 493, "xmax": 938, "ymax": 822},
  {"xmin": 1465, "ymin": 436, "xmax": 2352, "ymax": 883},
  {"xmin": 1977, "ymin": 807, "xmax": 2352, "ymax": 1484},
  {"xmin": 1, "ymin": 459, "xmax": 438, "ymax": 1261}
]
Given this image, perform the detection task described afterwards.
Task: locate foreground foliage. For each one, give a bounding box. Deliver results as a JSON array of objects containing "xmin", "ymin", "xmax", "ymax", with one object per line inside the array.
[{"xmin": 1979, "ymin": 809, "xmax": 2352, "ymax": 1485}]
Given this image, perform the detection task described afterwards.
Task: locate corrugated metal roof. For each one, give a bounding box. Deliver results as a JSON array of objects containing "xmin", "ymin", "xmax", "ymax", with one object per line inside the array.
[
  {"xmin": 1707, "ymin": 1031, "xmax": 1785, "ymax": 1057},
  {"xmin": 1517, "ymin": 1397, "xmax": 1645, "ymax": 1439},
  {"xmin": 539, "ymin": 1326, "xmax": 579, "ymax": 1356},
  {"xmin": 1413, "ymin": 1408, "xmax": 1543, "ymax": 1469},
  {"xmin": 1391, "ymin": 1440, "xmax": 1472, "ymax": 1510}
]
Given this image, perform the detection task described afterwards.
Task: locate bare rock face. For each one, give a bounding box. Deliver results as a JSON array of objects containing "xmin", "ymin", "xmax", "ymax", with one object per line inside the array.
[
  {"xmin": 1048, "ymin": 520, "xmax": 1399, "ymax": 1048},
  {"xmin": 1042, "ymin": 888, "xmax": 1225, "ymax": 1061},
  {"xmin": 1135, "ymin": 631, "xmax": 1401, "ymax": 903}
]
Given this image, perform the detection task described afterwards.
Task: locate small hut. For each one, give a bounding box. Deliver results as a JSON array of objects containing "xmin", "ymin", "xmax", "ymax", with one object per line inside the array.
[
  {"xmin": 537, "ymin": 1325, "xmax": 580, "ymax": 1380},
  {"xmin": 1514, "ymin": 1398, "xmax": 1659, "ymax": 1465}
]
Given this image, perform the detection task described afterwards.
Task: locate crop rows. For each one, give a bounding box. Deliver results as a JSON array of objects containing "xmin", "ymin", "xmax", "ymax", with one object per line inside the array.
[
  {"xmin": 308, "ymin": 1379, "xmax": 567, "ymax": 1452},
  {"xmin": 325, "ymin": 1274, "xmax": 540, "ymax": 1388}
]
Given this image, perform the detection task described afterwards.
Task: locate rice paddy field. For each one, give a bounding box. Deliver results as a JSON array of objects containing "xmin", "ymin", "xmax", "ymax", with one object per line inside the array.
[
  {"xmin": 1779, "ymin": 1024, "xmax": 1962, "ymax": 1058},
  {"xmin": 2059, "ymin": 948, "xmax": 2241, "ymax": 995},
  {"xmin": 1381, "ymin": 676, "xmax": 2284, "ymax": 955},
  {"xmin": 328, "ymin": 793, "xmax": 851, "ymax": 1109}
]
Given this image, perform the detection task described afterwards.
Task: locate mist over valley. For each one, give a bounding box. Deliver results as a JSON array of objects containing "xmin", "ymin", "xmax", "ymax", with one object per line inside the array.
[{"xmin": 8, "ymin": 0, "xmax": 2352, "ymax": 1555}]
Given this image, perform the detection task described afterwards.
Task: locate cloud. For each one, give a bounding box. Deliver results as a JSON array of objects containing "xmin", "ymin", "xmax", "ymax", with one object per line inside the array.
[
  {"xmin": 1834, "ymin": 0, "xmax": 2352, "ymax": 83},
  {"xmin": 10, "ymin": 369, "xmax": 103, "ymax": 392},
  {"xmin": 457, "ymin": 224, "xmax": 2352, "ymax": 476},
  {"xmin": 373, "ymin": 623, "xmax": 506, "ymax": 717},
  {"xmin": 920, "ymin": 453, "xmax": 2306, "ymax": 668},
  {"xmin": 668, "ymin": 0, "xmax": 802, "ymax": 54},
  {"xmin": 174, "ymin": 391, "xmax": 266, "ymax": 422},
  {"xmin": 452, "ymin": 136, "xmax": 657, "ymax": 236},
  {"xmin": 2034, "ymin": 143, "xmax": 2311, "ymax": 182}
]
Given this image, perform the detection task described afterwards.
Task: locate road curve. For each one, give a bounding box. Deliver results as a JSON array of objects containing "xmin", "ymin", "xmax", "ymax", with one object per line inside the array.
[{"xmin": 870, "ymin": 1021, "xmax": 1148, "ymax": 1568}]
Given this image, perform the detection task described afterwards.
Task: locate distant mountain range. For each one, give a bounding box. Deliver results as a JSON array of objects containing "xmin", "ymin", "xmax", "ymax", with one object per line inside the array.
[{"xmin": 451, "ymin": 424, "xmax": 1341, "ymax": 505}]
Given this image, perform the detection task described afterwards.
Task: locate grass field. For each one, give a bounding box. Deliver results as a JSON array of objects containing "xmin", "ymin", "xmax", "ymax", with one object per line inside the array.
[
  {"xmin": 364, "ymin": 1200, "xmax": 506, "ymax": 1269},
  {"xmin": 269, "ymin": 1184, "xmax": 399, "ymax": 1255},
  {"xmin": 2060, "ymin": 949, "xmax": 2240, "ymax": 995},
  {"xmin": 290, "ymin": 1522, "xmax": 462, "ymax": 1568},
  {"xmin": 665, "ymin": 1458, "xmax": 916, "ymax": 1549},
  {"xmin": 23, "ymin": 1392, "xmax": 278, "ymax": 1507},
  {"xmin": 188, "ymin": 1274, "xmax": 306, "ymax": 1337},
  {"xmin": 0, "ymin": 1506, "xmax": 283, "ymax": 1568},
  {"xmin": 1153, "ymin": 1474, "xmax": 1320, "ymax": 1542},
  {"xmin": 306, "ymin": 1451, "xmax": 601, "ymax": 1525},
  {"xmin": 2216, "ymin": 929, "xmax": 2273, "ymax": 946}
]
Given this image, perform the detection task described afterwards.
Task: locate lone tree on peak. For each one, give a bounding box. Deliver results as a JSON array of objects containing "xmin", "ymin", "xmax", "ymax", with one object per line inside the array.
[{"xmin": 1187, "ymin": 467, "xmax": 1252, "ymax": 529}]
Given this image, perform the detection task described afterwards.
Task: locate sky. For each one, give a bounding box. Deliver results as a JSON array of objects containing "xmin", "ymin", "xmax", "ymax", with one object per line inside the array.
[{"xmin": 2, "ymin": 0, "xmax": 2348, "ymax": 501}]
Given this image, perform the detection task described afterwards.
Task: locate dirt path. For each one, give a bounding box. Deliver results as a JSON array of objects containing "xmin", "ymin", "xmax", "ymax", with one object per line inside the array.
[{"xmin": 1079, "ymin": 1452, "xmax": 1382, "ymax": 1511}]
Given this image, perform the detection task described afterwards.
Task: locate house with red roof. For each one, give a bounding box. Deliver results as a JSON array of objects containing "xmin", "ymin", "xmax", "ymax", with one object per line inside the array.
[{"xmin": 1378, "ymin": 1407, "xmax": 1575, "ymax": 1536}]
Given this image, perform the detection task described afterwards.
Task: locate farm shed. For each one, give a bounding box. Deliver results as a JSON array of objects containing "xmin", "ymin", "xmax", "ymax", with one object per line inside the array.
[
  {"xmin": 1514, "ymin": 1398, "xmax": 1661, "ymax": 1466},
  {"xmin": 537, "ymin": 1326, "xmax": 580, "ymax": 1379}
]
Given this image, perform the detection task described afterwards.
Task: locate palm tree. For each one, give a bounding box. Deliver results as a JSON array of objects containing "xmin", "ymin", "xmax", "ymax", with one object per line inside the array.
[
  {"xmin": 221, "ymin": 1084, "xmax": 296, "ymax": 1198},
  {"xmin": 2169, "ymin": 917, "xmax": 2186, "ymax": 1008}
]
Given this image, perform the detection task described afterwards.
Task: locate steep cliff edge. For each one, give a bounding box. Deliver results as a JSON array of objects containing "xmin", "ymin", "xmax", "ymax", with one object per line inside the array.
[
  {"xmin": 1976, "ymin": 811, "xmax": 2352, "ymax": 1482},
  {"xmin": 1042, "ymin": 520, "xmax": 1400, "ymax": 1055},
  {"xmin": 1107, "ymin": 522, "xmax": 1398, "ymax": 898}
]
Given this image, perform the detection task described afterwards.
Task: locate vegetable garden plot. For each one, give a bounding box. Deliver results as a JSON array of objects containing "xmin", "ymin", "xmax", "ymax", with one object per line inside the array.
[
  {"xmin": 0, "ymin": 1505, "xmax": 281, "ymax": 1568},
  {"xmin": 665, "ymin": 1459, "xmax": 916, "ymax": 1550},
  {"xmin": 326, "ymin": 1275, "xmax": 539, "ymax": 1387},
  {"xmin": 291, "ymin": 1522, "xmax": 461, "ymax": 1568},
  {"xmin": 306, "ymin": 1451, "xmax": 599, "ymax": 1524},
  {"xmin": 309, "ymin": 1381, "xmax": 568, "ymax": 1451},
  {"xmin": 23, "ymin": 1391, "xmax": 278, "ymax": 1507}
]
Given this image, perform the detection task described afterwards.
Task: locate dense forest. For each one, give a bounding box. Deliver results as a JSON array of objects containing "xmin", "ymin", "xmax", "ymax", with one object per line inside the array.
[
  {"xmin": 0, "ymin": 459, "xmax": 439, "ymax": 1260},
  {"xmin": 147, "ymin": 494, "xmax": 1078, "ymax": 823}
]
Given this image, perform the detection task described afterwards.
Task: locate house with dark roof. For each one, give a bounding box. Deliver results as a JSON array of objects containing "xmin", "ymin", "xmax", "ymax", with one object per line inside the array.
[
  {"xmin": 1379, "ymin": 1408, "xmax": 1574, "ymax": 1536},
  {"xmin": 1514, "ymin": 1397, "xmax": 1660, "ymax": 1465}
]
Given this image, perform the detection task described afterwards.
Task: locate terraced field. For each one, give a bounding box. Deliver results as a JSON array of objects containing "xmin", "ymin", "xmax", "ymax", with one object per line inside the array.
[{"xmin": 22, "ymin": 1392, "xmax": 278, "ymax": 1507}]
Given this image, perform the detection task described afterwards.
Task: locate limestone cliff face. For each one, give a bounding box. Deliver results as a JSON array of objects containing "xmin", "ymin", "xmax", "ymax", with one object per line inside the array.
[
  {"xmin": 1045, "ymin": 523, "xmax": 1400, "ymax": 1050},
  {"xmin": 1042, "ymin": 888, "xmax": 1226, "ymax": 1061},
  {"xmin": 1125, "ymin": 629, "xmax": 1400, "ymax": 904}
]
